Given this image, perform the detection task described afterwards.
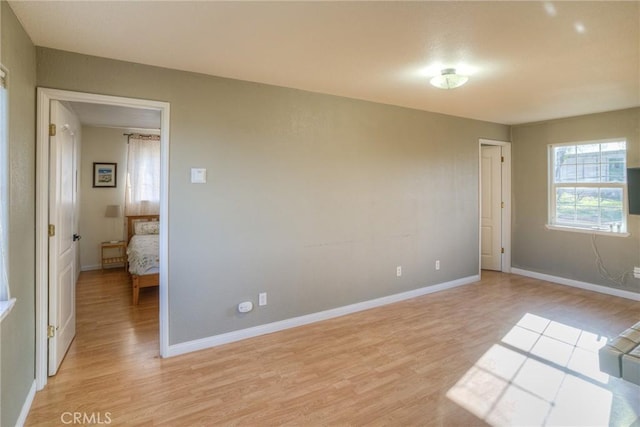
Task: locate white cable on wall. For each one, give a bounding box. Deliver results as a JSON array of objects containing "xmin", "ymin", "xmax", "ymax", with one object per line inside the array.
[{"xmin": 591, "ymin": 233, "xmax": 631, "ymax": 287}]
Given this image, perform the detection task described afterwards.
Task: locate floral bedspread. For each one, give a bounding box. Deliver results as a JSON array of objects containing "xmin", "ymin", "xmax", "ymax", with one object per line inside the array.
[{"xmin": 127, "ymin": 234, "xmax": 159, "ymax": 275}]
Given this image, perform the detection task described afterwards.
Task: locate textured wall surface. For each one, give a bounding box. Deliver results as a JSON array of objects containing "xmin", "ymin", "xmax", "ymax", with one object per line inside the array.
[
  {"xmin": 37, "ymin": 47, "xmax": 509, "ymax": 345},
  {"xmin": 511, "ymin": 108, "xmax": 640, "ymax": 293},
  {"xmin": 1, "ymin": 2, "xmax": 36, "ymax": 426}
]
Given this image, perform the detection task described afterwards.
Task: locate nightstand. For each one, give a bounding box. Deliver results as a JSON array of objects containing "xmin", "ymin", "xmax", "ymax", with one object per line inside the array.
[{"xmin": 101, "ymin": 241, "xmax": 127, "ymax": 271}]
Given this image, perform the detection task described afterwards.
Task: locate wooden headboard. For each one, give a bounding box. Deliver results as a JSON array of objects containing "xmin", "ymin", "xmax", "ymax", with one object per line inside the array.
[{"xmin": 126, "ymin": 215, "xmax": 160, "ymax": 242}]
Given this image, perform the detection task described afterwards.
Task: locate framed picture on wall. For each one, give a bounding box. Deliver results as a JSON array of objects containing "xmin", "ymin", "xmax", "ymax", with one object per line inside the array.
[{"xmin": 93, "ymin": 162, "xmax": 117, "ymax": 188}]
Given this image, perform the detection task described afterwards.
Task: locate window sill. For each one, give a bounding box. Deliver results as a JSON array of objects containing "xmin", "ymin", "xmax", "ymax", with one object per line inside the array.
[
  {"xmin": 545, "ymin": 224, "xmax": 630, "ymax": 238},
  {"xmin": 0, "ymin": 298, "xmax": 15, "ymax": 323}
]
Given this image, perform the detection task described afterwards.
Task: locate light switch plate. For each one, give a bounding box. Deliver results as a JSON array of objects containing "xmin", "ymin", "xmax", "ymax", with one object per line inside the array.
[{"xmin": 191, "ymin": 168, "xmax": 207, "ymax": 184}]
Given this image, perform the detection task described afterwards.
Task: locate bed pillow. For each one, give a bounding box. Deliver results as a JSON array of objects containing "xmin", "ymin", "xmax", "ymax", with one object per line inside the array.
[{"xmin": 134, "ymin": 221, "xmax": 159, "ymax": 235}]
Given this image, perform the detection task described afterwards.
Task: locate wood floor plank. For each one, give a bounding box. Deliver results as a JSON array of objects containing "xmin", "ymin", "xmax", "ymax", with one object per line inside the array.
[{"xmin": 26, "ymin": 269, "xmax": 640, "ymax": 426}]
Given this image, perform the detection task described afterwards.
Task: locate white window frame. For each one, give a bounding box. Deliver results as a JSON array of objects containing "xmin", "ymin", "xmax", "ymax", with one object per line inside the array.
[
  {"xmin": 547, "ymin": 138, "xmax": 629, "ymax": 237},
  {"xmin": 0, "ymin": 66, "xmax": 16, "ymax": 322}
]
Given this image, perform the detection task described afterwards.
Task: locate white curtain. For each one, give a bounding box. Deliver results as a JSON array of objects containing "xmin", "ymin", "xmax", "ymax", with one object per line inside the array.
[{"xmin": 125, "ymin": 135, "xmax": 161, "ymax": 216}]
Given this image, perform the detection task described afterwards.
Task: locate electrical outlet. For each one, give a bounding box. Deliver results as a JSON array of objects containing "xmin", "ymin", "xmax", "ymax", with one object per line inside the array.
[
  {"xmin": 238, "ymin": 301, "xmax": 253, "ymax": 313},
  {"xmin": 634, "ymin": 267, "xmax": 640, "ymax": 279},
  {"xmin": 259, "ymin": 292, "xmax": 267, "ymax": 306},
  {"xmin": 435, "ymin": 260, "xmax": 440, "ymax": 270},
  {"xmin": 396, "ymin": 266, "xmax": 402, "ymax": 277}
]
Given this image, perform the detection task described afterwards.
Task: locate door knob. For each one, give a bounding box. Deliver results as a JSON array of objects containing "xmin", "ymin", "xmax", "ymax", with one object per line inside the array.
[{"xmin": 73, "ymin": 234, "xmax": 81, "ymax": 241}]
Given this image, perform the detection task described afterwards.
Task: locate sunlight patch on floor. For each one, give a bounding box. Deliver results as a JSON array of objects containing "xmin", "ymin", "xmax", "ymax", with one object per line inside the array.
[{"xmin": 446, "ymin": 313, "xmax": 614, "ymax": 426}]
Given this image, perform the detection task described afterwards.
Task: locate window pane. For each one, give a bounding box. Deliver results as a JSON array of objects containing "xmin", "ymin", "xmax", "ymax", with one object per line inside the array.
[
  {"xmin": 601, "ymin": 141, "xmax": 626, "ymax": 153},
  {"xmin": 576, "ymin": 143, "xmax": 600, "ymax": 165},
  {"xmin": 604, "ymin": 161, "xmax": 625, "ymax": 182},
  {"xmin": 600, "ymin": 188, "xmax": 623, "ymax": 225},
  {"xmin": 556, "ymin": 210, "xmax": 576, "ymax": 224},
  {"xmin": 555, "ymin": 188, "xmax": 576, "ymax": 223},
  {"xmin": 0, "ymin": 82, "xmax": 8, "ymax": 301},
  {"xmin": 577, "ymin": 163, "xmax": 600, "ymax": 182},
  {"xmin": 556, "ymin": 187, "xmax": 576, "ymax": 205},
  {"xmin": 600, "ymin": 188, "xmax": 622, "ymax": 204},
  {"xmin": 556, "ymin": 164, "xmax": 577, "ymax": 183},
  {"xmin": 575, "ymin": 206, "xmax": 599, "ymax": 227},
  {"xmin": 549, "ymin": 140, "xmax": 626, "ymax": 231},
  {"xmin": 555, "ymin": 145, "xmax": 576, "ymax": 165},
  {"xmin": 552, "ymin": 141, "xmax": 626, "ymax": 184},
  {"xmin": 601, "ymin": 208, "xmax": 623, "ymax": 224},
  {"xmin": 575, "ymin": 187, "xmax": 599, "ymax": 202},
  {"xmin": 574, "ymin": 187, "xmax": 599, "ymax": 226}
]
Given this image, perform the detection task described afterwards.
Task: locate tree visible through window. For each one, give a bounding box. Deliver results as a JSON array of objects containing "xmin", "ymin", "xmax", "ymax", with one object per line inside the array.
[{"xmin": 549, "ymin": 140, "xmax": 627, "ymax": 232}]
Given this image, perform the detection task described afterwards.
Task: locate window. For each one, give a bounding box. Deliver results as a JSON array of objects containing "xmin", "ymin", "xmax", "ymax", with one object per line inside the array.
[
  {"xmin": 548, "ymin": 140, "xmax": 627, "ymax": 234},
  {"xmin": 0, "ymin": 66, "xmax": 15, "ymax": 320}
]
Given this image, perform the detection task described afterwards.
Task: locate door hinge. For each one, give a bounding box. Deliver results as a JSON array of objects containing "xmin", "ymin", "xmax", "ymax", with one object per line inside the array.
[
  {"xmin": 47, "ymin": 325, "xmax": 55, "ymax": 338},
  {"xmin": 48, "ymin": 224, "xmax": 55, "ymax": 237},
  {"xmin": 501, "ymin": 156, "xmax": 504, "ymax": 163},
  {"xmin": 501, "ymin": 201, "xmax": 505, "ymax": 208},
  {"xmin": 501, "ymin": 247, "xmax": 505, "ymax": 254},
  {"xmin": 49, "ymin": 123, "xmax": 56, "ymax": 136}
]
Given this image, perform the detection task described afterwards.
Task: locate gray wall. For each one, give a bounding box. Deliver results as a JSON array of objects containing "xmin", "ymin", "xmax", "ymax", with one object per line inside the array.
[
  {"xmin": 1, "ymin": 2, "xmax": 36, "ymax": 426},
  {"xmin": 511, "ymin": 108, "xmax": 640, "ymax": 292},
  {"xmin": 37, "ymin": 47, "xmax": 509, "ymax": 344}
]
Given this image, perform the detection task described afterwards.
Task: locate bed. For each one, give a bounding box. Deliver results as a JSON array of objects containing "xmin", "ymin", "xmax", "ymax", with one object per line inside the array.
[{"xmin": 126, "ymin": 215, "xmax": 160, "ymax": 305}]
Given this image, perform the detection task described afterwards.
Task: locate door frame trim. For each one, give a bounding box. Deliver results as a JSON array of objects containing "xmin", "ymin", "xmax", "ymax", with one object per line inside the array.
[
  {"xmin": 36, "ymin": 88, "xmax": 170, "ymax": 390},
  {"xmin": 478, "ymin": 138, "xmax": 512, "ymax": 275}
]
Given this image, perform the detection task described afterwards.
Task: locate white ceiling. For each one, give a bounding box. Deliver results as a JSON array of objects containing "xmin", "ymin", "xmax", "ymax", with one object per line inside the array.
[
  {"xmin": 9, "ymin": 1, "xmax": 640, "ymax": 125},
  {"xmin": 67, "ymin": 102, "xmax": 161, "ymax": 130}
]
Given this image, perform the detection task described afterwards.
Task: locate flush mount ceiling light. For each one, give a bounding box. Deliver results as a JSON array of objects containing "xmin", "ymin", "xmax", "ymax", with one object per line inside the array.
[{"xmin": 430, "ymin": 68, "xmax": 469, "ymax": 89}]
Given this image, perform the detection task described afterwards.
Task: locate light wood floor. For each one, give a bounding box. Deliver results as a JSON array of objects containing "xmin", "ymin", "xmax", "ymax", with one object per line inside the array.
[{"xmin": 26, "ymin": 270, "xmax": 640, "ymax": 426}]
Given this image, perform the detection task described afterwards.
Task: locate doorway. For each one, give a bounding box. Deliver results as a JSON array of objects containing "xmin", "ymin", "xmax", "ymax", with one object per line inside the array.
[
  {"xmin": 35, "ymin": 88, "xmax": 170, "ymax": 390},
  {"xmin": 478, "ymin": 138, "xmax": 511, "ymax": 275}
]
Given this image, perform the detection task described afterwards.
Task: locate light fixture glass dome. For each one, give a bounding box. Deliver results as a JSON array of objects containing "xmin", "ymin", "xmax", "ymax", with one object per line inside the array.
[{"xmin": 430, "ymin": 68, "xmax": 469, "ymax": 89}]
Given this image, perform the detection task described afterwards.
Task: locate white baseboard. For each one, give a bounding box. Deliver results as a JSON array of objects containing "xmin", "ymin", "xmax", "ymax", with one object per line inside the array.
[
  {"xmin": 167, "ymin": 274, "xmax": 480, "ymax": 357},
  {"xmin": 511, "ymin": 268, "xmax": 640, "ymax": 301},
  {"xmin": 15, "ymin": 380, "xmax": 36, "ymax": 427}
]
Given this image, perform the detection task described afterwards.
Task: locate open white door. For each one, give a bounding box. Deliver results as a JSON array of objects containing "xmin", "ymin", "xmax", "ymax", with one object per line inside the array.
[
  {"xmin": 48, "ymin": 100, "xmax": 80, "ymax": 375},
  {"xmin": 481, "ymin": 145, "xmax": 502, "ymax": 271}
]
